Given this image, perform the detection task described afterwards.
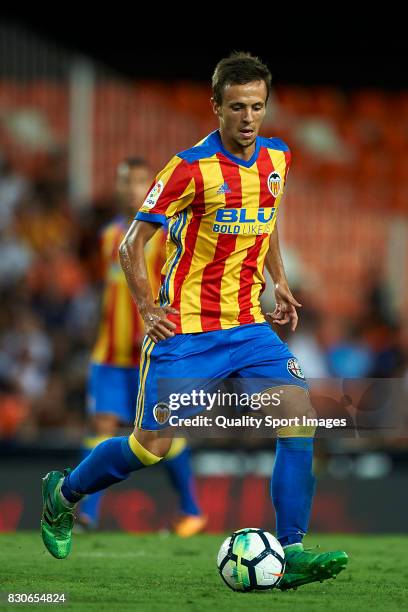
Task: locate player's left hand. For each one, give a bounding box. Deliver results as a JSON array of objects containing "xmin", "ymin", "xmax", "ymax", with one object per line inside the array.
[{"xmin": 265, "ymin": 283, "xmax": 302, "ymax": 332}]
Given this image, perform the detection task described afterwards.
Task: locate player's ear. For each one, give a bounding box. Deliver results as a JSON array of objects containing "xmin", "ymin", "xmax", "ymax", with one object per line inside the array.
[{"xmin": 211, "ymin": 97, "xmax": 221, "ymax": 117}]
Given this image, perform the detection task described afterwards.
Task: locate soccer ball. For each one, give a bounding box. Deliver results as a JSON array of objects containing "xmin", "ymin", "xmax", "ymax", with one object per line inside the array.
[{"xmin": 217, "ymin": 527, "xmax": 285, "ymax": 591}]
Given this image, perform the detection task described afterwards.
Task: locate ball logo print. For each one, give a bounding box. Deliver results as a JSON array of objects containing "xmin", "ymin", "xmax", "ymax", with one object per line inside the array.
[
  {"xmin": 153, "ymin": 402, "xmax": 171, "ymax": 425},
  {"xmin": 142, "ymin": 180, "xmax": 164, "ymax": 210},
  {"xmin": 267, "ymin": 171, "xmax": 282, "ymax": 197},
  {"xmin": 217, "ymin": 527, "xmax": 285, "ymax": 591},
  {"xmin": 287, "ymin": 358, "xmax": 305, "ymax": 380}
]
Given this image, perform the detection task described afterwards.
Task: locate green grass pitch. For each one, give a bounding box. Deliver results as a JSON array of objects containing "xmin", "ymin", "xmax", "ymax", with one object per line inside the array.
[{"xmin": 1, "ymin": 533, "xmax": 407, "ymax": 611}]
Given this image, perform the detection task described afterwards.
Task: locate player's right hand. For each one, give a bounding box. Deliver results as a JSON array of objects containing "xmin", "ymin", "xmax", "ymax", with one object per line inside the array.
[{"xmin": 142, "ymin": 306, "xmax": 179, "ymax": 343}]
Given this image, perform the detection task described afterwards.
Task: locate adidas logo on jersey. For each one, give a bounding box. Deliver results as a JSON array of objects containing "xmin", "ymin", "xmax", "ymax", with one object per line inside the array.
[{"xmin": 217, "ymin": 182, "xmax": 232, "ymax": 194}]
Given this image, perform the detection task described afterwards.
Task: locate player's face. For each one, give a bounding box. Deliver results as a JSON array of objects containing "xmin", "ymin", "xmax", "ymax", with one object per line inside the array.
[
  {"xmin": 116, "ymin": 164, "xmax": 151, "ymax": 215},
  {"xmin": 212, "ymin": 80, "xmax": 267, "ymax": 155}
]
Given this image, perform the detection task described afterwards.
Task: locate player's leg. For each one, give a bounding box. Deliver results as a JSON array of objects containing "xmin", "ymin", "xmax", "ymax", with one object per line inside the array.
[
  {"xmin": 163, "ymin": 438, "xmax": 207, "ymax": 537},
  {"xmin": 65, "ymin": 334, "xmax": 225, "ymax": 532},
  {"xmin": 252, "ymin": 386, "xmax": 348, "ymax": 588},
  {"xmin": 63, "ymin": 425, "xmax": 173, "ymax": 502},
  {"xmin": 41, "ymin": 425, "xmax": 173, "ymax": 558},
  {"xmin": 271, "ymin": 400, "xmax": 348, "ymax": 590},
  {"xmin": 268, "ymin": 387, "xmax": 346, "ymax": 587},
  {"xmin": 267, "ymin": 385, "xmax": 317, "ymax": 548},
  {"xmin": 231, "ymin": 323, "xmax": 348, "ymax": 588},
  {"xmin": 41, "ymin": 332, "xmax": 229, "ymax": 558},
  {"xmin": 41, "ymin": 340, "xmax": 174, "ymax": 559}
]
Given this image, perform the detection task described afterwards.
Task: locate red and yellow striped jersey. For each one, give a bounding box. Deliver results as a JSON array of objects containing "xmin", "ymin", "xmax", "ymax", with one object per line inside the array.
[
  {"xmin": 136, "ymin": 130, "xmax": 291, "ymax": 334},
  {"xmin": 91, "ymin": 217, "xmax": 166, "ymax": 366}
]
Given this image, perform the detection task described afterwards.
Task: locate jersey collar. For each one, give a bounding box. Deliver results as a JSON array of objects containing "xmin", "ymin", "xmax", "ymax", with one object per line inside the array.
[{"xmin": 213, "ymin": 129, "xmax": 261, "ymax": 168}]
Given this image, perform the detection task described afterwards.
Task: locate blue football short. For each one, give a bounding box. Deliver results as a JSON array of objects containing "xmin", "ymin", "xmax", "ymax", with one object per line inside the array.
[
  {"xmin": 87, "ymin": 363, "xmax": 139, "ymax": 424},
  {"xmin": 135, "ymin": 322, "xmax": 308, "ymax": 431}
]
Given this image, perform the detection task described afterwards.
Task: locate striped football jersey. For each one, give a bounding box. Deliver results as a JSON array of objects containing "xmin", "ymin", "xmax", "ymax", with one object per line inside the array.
[{"xmin": 136, "ymin": 130, "xmax": 291, "ymax": 334}]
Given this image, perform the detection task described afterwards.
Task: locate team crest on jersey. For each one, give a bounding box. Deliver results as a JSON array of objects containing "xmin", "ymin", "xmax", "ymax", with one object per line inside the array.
[
  {"xmin": 287, "ymin": 358, "xmax": 305, "ymax": 380},
  {"xmin": 267, "ymin": 171, "xmax": 282, "ymax": 197},
  {"xmin": 153, "ymin": 402, "xmax": 171, "ymax": 424},
  {"xmin": 142, "ymin": 180, "xmax": 164, "ymax": 210}
]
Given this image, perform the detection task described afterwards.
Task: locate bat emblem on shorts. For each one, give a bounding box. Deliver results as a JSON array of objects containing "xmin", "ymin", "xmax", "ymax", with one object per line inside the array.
[{"xmin": 153, "ymin": 402, "xmax": 171, "ymax": 424}]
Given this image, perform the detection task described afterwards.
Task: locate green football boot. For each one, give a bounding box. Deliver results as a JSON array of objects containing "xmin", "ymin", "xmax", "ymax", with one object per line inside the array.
[
  {"xmin": 279, "ymin": 543, "xmax": 348, "ymax": 590},
  {"xmin": 41, "ymin": 470, "xmax": 75, "ymax": 559}
]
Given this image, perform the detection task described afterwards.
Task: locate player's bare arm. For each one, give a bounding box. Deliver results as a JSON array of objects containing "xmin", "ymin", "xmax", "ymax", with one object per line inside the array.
[
  {"xmin": 264, "ymin": 223, "xmax": 302, "ymax": 332},
  {"xmin": 119, "ymin": 220, "xmax": 178, "ymax": 342}
]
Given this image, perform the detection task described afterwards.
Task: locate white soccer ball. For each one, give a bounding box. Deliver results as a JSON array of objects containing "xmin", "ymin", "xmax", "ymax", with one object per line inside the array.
[{"xmin": 217, "ymin": 527, "xmax": 285, "ymax": 591}]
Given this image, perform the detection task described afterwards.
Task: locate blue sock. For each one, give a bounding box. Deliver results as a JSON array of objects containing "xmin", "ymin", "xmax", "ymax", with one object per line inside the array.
[
  {"xmin": 61, "ymin": 436, "xmax": 154, "ymax": 503},
  {"xmin": 164, "ymin": 446, "xmax": 201, "ymax": 516},
  {"xmin": 77, "ymin": 445, "xmax": 104, "ymax": 525},
  {"xmin": 271, "ymin": 437, "xmax": 316, "ymax": 547}
]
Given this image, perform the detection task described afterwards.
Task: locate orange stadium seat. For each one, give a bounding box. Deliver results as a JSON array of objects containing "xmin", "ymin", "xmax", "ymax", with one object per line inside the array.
[{"xmin": 311, "ymin": 88, "xmax": 347, "ymax": 121}]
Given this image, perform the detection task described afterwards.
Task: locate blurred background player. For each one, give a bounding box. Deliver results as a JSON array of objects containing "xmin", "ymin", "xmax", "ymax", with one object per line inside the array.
[{"xmin": 77, "ymin": 157, "xmax": 206, "ymax": 536}]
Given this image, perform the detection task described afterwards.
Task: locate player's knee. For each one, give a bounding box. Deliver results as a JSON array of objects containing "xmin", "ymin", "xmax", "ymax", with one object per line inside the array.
[
  {"xmin": 132, "ymin": 427, "xmax": 173, "ymax": 460},
  {"xmin": 278, "ymin": 385, "xmax": 316, "ymax": 419},
  {"xmin": 277, "ymin": 424, "xmax": 316, "ymax": 438}
]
